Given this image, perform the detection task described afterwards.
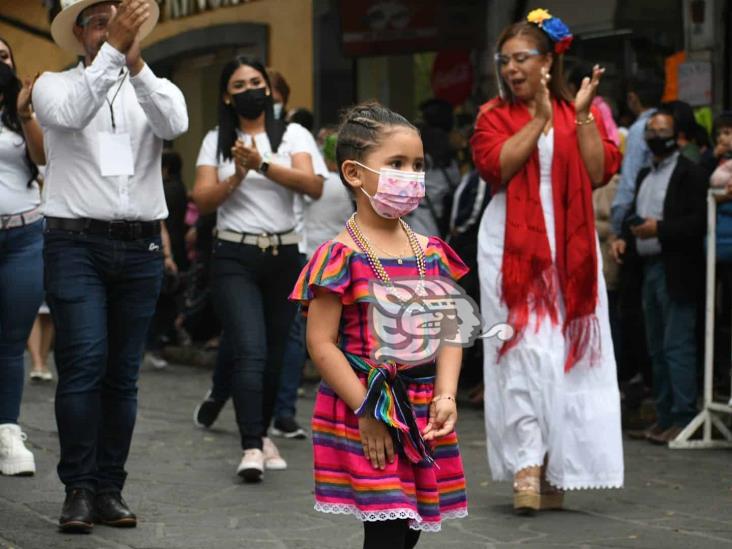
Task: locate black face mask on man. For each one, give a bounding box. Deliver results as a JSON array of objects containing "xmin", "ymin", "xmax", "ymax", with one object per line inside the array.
[
  {"xmin": 232, "ymin": 87, "xmax": 268, "ymax": 119},
  {"xmin": 645, "ymin": 135, "xmax": 677, "ymax": 157}
]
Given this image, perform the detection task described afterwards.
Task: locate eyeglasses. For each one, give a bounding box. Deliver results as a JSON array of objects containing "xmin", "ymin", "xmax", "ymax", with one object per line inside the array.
[
  {"xmin": 79, "ymin": 13, "xmax": 113, "ymax": 31},
  {"xmin": 494, "ymin": 49, "xmax": 541, "ymax": 67}
]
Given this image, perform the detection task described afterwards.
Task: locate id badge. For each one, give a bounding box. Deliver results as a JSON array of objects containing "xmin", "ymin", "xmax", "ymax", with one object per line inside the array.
[{"xmin": 99, "ymin": 131, "xmax": 135, "ymax": 177}]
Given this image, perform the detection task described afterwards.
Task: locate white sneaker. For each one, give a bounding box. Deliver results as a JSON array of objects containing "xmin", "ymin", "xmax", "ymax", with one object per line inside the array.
[
  {"xmin": 144, "ymin": 352, "xmax": 168, "ymax": 369},
  {"xmin": 0, "ymin": 424, "xmax": 36, "ymax": 476},
  {"xmin": 237, "ymin": 449, "xmax": 264, "ymax": 482},
  {"xmin": 262, "ymin": 437, "xmax": 287, "ymax": 470}
]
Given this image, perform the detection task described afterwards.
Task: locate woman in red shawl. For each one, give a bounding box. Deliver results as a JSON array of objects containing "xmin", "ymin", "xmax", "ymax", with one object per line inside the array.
[{"xmin": 471, "ymin": 10, "xmax": 624, "ymax": 514}]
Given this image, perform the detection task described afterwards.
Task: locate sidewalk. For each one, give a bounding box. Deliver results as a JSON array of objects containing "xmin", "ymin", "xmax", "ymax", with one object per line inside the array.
[{"xmin": 1, "ymin": 360, "xmax": 731, "ymax": 548}]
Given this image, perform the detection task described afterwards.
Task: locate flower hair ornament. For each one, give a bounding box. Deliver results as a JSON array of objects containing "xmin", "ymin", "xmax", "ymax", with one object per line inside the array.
[{"xmin": 526, "ymin": 9, "xmax": 573, "ymax": 54}]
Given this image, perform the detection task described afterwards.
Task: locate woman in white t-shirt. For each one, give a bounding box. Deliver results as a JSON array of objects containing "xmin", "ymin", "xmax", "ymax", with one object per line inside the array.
[
  {"xmin": 192, "ymin": 57, "xmax": 325, "ymax": 483},
  {"xmin": 0, "ymin": 38, "xmax": 46, "ymax": 477}
]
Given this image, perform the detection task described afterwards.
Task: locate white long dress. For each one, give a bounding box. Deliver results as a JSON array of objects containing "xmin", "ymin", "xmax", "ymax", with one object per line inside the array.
[{"xmin": 478, "ymin": 130, "xmax": 624, "ymax": 490}]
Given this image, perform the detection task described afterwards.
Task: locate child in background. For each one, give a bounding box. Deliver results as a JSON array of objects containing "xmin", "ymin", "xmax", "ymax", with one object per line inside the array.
[
  {"xmin": 290, "ymin": 102, "xmax": 468, "ymax": 548},
  {"xmin": 710, "ymin": 112, "xmax": 732, "ymax": 192}
]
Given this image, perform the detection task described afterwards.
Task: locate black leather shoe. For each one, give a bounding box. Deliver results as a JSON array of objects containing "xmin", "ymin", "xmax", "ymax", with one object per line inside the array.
[
  {"xmin": 94, "ymin": 492, "xmax": 137, "ymax": 527},
  {"xmin": 59, "ymin": 488, "xmax": 94, "ymax": 533}
]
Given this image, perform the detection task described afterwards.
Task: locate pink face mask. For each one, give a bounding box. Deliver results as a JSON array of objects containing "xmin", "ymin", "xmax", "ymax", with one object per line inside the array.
[{"xmin": 354, "ymin": 161, "xmax": 426, "ymax": 219}]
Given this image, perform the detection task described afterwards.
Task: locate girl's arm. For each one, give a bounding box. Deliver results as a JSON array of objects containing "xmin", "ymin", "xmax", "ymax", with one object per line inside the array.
[
  {"xmin": 423, "ymin": 345, "xmax": 462, "ymax": 440},
  {"xmin": 306, "ymin": 290, "xmax": 366, "ymax": 410},
  {"xmin": 307, "ymin": 290, "xmax": 395, "ymax": 470}
]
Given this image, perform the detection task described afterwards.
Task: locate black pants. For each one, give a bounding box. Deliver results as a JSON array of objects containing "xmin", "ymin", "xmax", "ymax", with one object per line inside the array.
[
  {"xmin": 363, "ymin": 520, "xmax": 421, "ymax": 549},
  {"xmin": 210, "ymin": 240, "xmax": 300, "ymax": 450}
]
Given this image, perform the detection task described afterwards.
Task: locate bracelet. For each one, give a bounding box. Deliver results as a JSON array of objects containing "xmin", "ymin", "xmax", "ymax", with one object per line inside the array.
[
  {"xmin": 575, "ymin": 112, "xmax": 595, "ymax": 126},
  {"xmin": 432, "ymin": 394, "xmax": 456, "ymax": 404}
]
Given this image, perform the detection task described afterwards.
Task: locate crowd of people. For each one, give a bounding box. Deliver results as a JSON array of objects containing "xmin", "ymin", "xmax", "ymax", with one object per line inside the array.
[{"xmin": 1, "ymin": 1, "xmax": 731, "ymax": 547}]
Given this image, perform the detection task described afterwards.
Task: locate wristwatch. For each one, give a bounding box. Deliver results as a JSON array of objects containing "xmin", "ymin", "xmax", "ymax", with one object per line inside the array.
[{"xmin": 257, "ymin": 154, "xmax": 271, "ymax": 175}]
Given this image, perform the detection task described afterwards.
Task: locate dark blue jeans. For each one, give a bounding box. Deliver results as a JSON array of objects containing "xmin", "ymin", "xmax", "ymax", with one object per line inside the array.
[
  {"xmin": 0, "ymin": 220, "xmax": 44, "ymax": 424},
  {"xmin": 210, "ymin": 240, "xmax": 299, "ymax": 450},
  {"xmin": 274, "ymin": 307, "xmax": 306, "ymax": 419},
  {"xmin": 44, "ymin": 229, "xmax": 163, "ymax": 493},
  {"xmin": 641, "ymin": 259, "xmax": 698, "ymax": 428}
]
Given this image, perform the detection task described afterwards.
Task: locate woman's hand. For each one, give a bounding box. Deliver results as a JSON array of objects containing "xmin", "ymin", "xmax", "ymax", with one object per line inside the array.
[
  {"xmin": 422, "ymin": 397, "xmax": 457, "ymax": 441},
  {"xmin": 575, "ymin": 64, "xmax": 605, "ymax": 118},
  {"xmin": 533, "ymin": 67, "xmax": 552, "ymax": 122},
  {"xmin": 17, "ymin": 75, "xmax": 38, "ymax": 119},
  {"xmin": 358, "ymin": 416, "xmax": 395, "ymax": 470},
  {"xmin": 231, "ymin": 138, "xmax": 262, "ymax": 178}
]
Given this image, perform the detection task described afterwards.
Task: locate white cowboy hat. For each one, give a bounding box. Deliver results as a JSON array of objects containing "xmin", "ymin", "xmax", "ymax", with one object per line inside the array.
[{"xmin": 51, "ymin": 0, "xmax": 159, "ymax": 56}]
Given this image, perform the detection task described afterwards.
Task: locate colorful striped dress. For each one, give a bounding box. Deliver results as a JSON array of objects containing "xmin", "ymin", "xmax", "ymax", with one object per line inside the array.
[{"xmin": 289, "ymin": 236, "xmax": 469, "ymax": 532}]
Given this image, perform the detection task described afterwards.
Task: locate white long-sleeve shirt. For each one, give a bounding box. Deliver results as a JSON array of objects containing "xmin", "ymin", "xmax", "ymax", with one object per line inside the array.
[{"xmin": 33, "ymin": 42, "xmax": 188, "ymax": 221}]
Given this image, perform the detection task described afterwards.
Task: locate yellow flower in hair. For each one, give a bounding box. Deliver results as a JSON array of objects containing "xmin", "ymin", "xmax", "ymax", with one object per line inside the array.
[{"xmin": 527, "ymin": 8, "xmax": 552, "ymax": 25}]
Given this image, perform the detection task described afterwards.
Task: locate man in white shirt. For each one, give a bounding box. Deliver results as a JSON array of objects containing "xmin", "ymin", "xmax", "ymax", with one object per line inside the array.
[{"xmin": 32, "ymin": 0, "xmax": 187, "ymax": 533}]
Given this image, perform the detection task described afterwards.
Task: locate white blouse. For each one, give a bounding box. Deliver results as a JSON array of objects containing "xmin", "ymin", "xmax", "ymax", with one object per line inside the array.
[
  {"xmin": 0, "ymin": 119, "xmax": 39, "ymax": 216},
  {"xmin": 196, "ymin": 122, "xmax": 327, "ymax": 234}
]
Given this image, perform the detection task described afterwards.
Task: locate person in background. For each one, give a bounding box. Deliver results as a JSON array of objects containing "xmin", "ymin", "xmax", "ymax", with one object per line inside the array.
[
  {"xmin": 612, "ymin": 109, "xmax": 707, "ymax": 444},
  {"xmin": 34, "ymin": 0, "xmax": 188, "ymax": 531},
  {"xmin": 662, "ymin": 100, "xmax": 701, "ymax": 164},
  {"xmin": 192, "ymin": 57, "xmax": 324, "ymax": 481},
  {"xmin": 709, "ymin": 112, "xmax": 732, "ymax": 402},
  {"xmin": 287, "ymin": 107, "xmax": 314, "ymax": 133},
  {"xmin": 270, "ymin": 131, "xmax": 354, "ymax": 439},
  {"xmin": 610, "ymin": 71, "xmax": 664, "ymax": 412},
  {"xmin": 611, "ymin": 72, "xmax": 665, "ymax": 236},
  {"xmin": 0, "ymin": 36, "xmax": 45, "ymax": 477},
  {"xmin": 267, "ymin": 68, "xmax": 290, "ymax": 121},
  {"xmin": 143, "ymin": 150, "xmax": 188, "ymax": 369},
  {"xmin": 472, "ymin": 10, "xmax": 624, "ymax": 512},
  {"xmin": 28, "ymin": 303, "xmax": 55, "ymax": 382},
  {"xmin": 406, "ymin": 98, "xmax": 460, "ymax": 237}
]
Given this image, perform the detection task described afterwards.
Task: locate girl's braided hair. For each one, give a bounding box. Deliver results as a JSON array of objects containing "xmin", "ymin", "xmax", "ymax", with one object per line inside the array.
[{"xmin": 335, "ymin": 101, "xmax": 418, "ymax": 185}]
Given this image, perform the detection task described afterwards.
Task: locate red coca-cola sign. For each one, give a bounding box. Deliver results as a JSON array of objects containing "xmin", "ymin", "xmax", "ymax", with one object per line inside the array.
[{"xmin": 431, "ymin": 50, "xmax": 474, "ymax": 106}]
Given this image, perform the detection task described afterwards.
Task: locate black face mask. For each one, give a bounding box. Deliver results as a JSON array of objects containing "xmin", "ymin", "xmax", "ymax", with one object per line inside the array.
[
  {"xmin": 646, "ymin": 136, "xmax": 677, "ymax": 157},
  {"xmin": 0, "ymin": 62, "xmax": 18, "ymax": 100},
  {"xmin": 232, "ymin": 87, "xmax": 268, "ymax": 119}
]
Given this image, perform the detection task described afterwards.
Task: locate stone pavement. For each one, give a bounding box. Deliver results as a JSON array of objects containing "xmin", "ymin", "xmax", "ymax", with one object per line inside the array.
[{"xmin": 1, "ymin": 360, "xmax": 731, "ymax": 549}]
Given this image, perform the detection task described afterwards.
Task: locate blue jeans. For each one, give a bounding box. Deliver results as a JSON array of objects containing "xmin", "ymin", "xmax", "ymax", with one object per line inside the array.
[
  {"xmin": 273, "ymin": 253, "xmax": 307, "ymax": 420},
  {"xmin": 641, "ymin": 259, "xmax": 698, "ymax": 428},
  {"xmin": 210, "ymin": 240, "xmax": 299, "ymax": 450},
  {"xmin": 44, "ymin": 229, "xmax": 163, "ymax": 493},
  {"xmin": 0, "ymin": 220, "xmax": 44, "ymax": 424}
]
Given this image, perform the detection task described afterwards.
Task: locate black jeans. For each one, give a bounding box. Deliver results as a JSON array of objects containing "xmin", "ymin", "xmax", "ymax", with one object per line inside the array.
[
  {"xmin": 210, "ymin": 240, "xmax": 299, "ymax": 450},
  {"xmin": 363, "ymin": 520, "xmax": 421, "ymax": 549},
  {"xmin": 44, "ymin": 229, "xmax": 163, "ymax": 493}
]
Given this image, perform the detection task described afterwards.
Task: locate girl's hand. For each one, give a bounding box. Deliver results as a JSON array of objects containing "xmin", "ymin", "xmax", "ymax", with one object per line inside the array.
[
  {"xmin": 575, "ymin": 64, "xmax": 605, "ymax": 118},
  {"xmin": 422, "ymin": 397, "xmax": 457, "ymax": 441},
  {"xmin": 358, "ymin": 416, "xmax": 395, "ymax": 470},
  {"xmin": 533, "ymin": 67, "xmax": 552, "ymax": 122}
]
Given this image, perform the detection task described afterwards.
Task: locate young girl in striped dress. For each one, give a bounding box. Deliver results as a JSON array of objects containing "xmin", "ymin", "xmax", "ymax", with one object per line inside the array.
[{"xmin": 290, "ymin": 102, "xmax": 469, "ymax": 548}]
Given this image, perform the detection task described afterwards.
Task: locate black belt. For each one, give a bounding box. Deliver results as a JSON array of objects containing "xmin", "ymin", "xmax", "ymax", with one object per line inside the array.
[{"xmin": 46, "ymin": 217, "xmax": 161, "ymax": 241}]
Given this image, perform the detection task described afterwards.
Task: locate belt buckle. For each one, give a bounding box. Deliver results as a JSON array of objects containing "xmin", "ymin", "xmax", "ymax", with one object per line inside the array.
[
  {"xmin": 256, "ymin": 234, "xmax": 271, "ymax": 252},
  {"xmin": 0, "ymin": 215, "xmax": 10, "ymax": 229},
  {"xmin": 108, "ymin": 221, "xmax": 126, "ymax": 239}
]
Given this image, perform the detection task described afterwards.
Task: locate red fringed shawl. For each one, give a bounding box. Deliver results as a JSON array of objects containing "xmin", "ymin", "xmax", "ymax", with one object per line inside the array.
[{"xmin": 471, "ymin": 98, "xmax": 621, "ymax": 371}]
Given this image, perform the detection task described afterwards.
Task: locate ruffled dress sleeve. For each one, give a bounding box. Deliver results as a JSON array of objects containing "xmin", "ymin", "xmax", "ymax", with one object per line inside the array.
[
  {"xmin": 429, "ymin": 237, "xmax": 470, "ymax": 281},
  {"xmin": 289, "ymin": 240, "xmax": 354, "ymax": 313}
]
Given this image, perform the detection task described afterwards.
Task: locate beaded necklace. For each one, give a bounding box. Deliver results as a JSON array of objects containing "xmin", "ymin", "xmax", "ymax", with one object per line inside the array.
[{"xmin": 345, "ymin": 213, "xmax": 425, "ymax": 287}]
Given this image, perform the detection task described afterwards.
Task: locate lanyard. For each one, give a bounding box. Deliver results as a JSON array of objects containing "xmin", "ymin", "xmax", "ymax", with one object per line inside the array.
[{"xmin": 106, "ymin": 72, "xmax": 128, "ymax": 131}]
